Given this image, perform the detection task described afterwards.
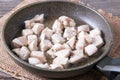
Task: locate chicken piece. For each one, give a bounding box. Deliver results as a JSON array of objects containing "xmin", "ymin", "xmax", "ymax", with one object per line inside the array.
[
  {"xmin": 85, "ymin": 44, "xmax": 98, "ymax": 56},
  {"xmin": 30, "ymin": 51, "xmax": 46, "ymax": 63},
  {"xmin": 63, "ymin": 27, "xmax": 77, "ymax": 40},
  {"xmin": 52, "ymin": 19, "xmax": 64, "ymax": 34},
  {"xmin": 27, "ymin": 35, "xmax": 37, "ymax": 44},
  {"xmin": 28, "ymin": 57, "xmax": 41, "ymax": 65},
  {"xmin": 12, "ymin": 48, "xmax": 20, "ymax": 55},
  {"xmin": 50, "ymin": 63, "xmax": 63, "ymax": 69},
  {"xmin": 12, "ymin": 36, "xmax": 27, "ymax": 48},
  {"xmin": 90, "ymin": 28, "xmax": 101, "ymax": 36},
  {"xmin": 40, "ymin": 27, "xmax": 53, "ymax": 40},
  {"xmin": 52, "ymin": 56, "xmax": 69, "ymax": 68},
  {"xmin": 46, "ymin": 49, "xmax": 56, "ymax": 58},
  {"xmin": 75, "ymin": 37, "xmax": 87, "ymax": 50},
  {"xmin": 69, "ymin": 50, "xmax": 84, "ymax": 64},
  {"xmin": 40, "ymin": 40, "xmax": 52, "ymax": 52},
  {"xmin": 66, "ymin": 36, "xmax": 76, "ymax": 49},
  {"xmin": 59, "ymin": 16, "xmax": 76, "ymax": 28},
  {"xmin": 92, "ymin": 35, "xmax": 104, "ymax": 48},
  {"xmin": 33, "ymin": 14, "xmax": 44, "ymax": 23},
  {"xmin": 36, "ymin": 63, "xmax": 49, "ymax": 68},
  {"xmin": 19, "ymin": 46, "xmax": 30, "ymax": 60},
  {"xmin": 28, "ymin": 40, "xmax": 38, "ymax": 51},
  {"xmin": 22, "ymin": 29, "xmax": 33, "ymax": 36},
  {"xmin": 51, "ymin": 33, "xmax": 65, "ymax": 44},
  {"xmin": 24, "ymin": 20, "xmax": 35, "ymax": 29},
  {"xmin": 51, "ymin": 43, "xmax": 71, "ymax": 52},
  {"xmin": 85, "ymin": 34, "xmax": 93, "ymax": 44},
  {"xmin": 32, "ymin": 23, "xmax": 44, "ymax": 35},
  {"xmin": 54, "ymin": 49, "xmax": 71, "ymax": 57},
  {"xmin": 77, "ymin": 25, "xmax": 90, "ymax": 32},
  {"xmin": 77, "ymin": 31, "xmax": 88, "ymax": 40}
]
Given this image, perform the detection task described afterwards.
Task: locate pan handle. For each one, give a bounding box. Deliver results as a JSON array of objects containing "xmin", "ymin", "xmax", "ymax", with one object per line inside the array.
[{"xmin": 96, "ymin": 56, "xmax": 120, "ymax": 80}]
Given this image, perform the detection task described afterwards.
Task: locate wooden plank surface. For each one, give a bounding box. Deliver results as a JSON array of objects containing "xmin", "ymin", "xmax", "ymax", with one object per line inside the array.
[{"xmin": 0, "ymin": 0, "xmax": 120, "ymax": 80}]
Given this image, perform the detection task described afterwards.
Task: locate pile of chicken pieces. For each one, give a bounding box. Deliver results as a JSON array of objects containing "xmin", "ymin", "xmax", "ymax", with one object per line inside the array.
[{"xmin": 12, "ymin": 14, "xmax": 104, "ymax": 69}]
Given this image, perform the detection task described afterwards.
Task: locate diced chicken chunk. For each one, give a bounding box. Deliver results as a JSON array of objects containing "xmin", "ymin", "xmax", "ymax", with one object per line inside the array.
[
  {"xmin": 66, "ymin": 36, "xmax": 76, "ymax": 49},
  {"xmin": 52, "ymin": 56, "xmax": 69, "ymax": 68},
  {"xmin": 50, "ymin": 63, "xmax": 63, "ymax": 69},
  {"xmin": 69, "ymin": 50, "xmax": 84, "ymax": 64},
  {"xmin": 51, "ymin": 33, "xmax": 65, "ymax": 44},
  {"xmin": 19, "ymin": 46, "xmax": 30, "ymax": 60},
  {"xmin": 54, "ymin": 49, "xmax": 71, "ymax": 57},
  {"xmin": 40, "ymin": 40, "xmax": 52, "ymax": 52},
  {"xmin": 22, "ymin": 29, "xmax": 33, "ymax": 36},
  {"xmin": 46, "ymin": 49, "xmax": 55, "ymax": 58},
  {"xmin": 85, "ymin": 44, "xmax": 98, "ymax": 56},
  {"xmin": 63, "ymin": 27, "xmax": 77, "ymax": 40},
  {"xmin": 36, "ymin": 63, "xmax": 49, "ymax": 68},
  {"xmin": 59, "ymin": 16, "xmax": 76, "ymax": 28},
  {"xmin": 28, "ymin": 40, "xmax": 38, "ymax": 51},
  {"xmin": 12, "ymin": 48, "xmax": 20, "ymax": 55},
  {"xmin": 75, "ymin": 37, "xmax": 87, "ymax": 50},
  {"xmin": 85, "ymin": 34, "xmax": 93, "ymax": 44},
  {"xmin": 12, "ymin": 36, "xmax": 27, "ymax": 48},
  {"xmin": 24, "ymin": 20, "xmax": 35, "ymax": 29},
  {"xmin": 28, "ymin": 57, "xmax": 41, "ymax": 65},
  {"xmin": 92, "ymin": 35, "xmax": 104, "ymax": 48},
  {"xmin": 33, "ymin": 14, "xmax": 44, "ymax": 23},
  {"xmin": 27, "ymin": 35, "xmax": 37, "ymax": 44},
  {"xmin": 32, "ymin": 23, "xmax": 44, "ymax": 35},
  {"xmin": 77, "ymin": 25, "xmax": 90, "ymax": 32},
  {"xmin": 77, "ymin": 31, "xmax": 88, "ymax": 40},
  {"xmin": 30, "ymin": 51, "xmax": 46, "ymax": 63},
  {"xmin": 40, "ymin": 27, "xmax": 53, "ymax": 40},
  {"xmin": 52, "ymin": 19, "xmax": 64, "ymax": 34},
  {"xmin": 90, "ymin": 28, "xmax": 101, "ymax": 36}
]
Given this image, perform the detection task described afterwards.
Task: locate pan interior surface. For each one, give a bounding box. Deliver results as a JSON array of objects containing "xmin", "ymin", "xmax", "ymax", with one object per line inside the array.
[{"xmin": 3, "ymin": 1, "xmax": 112, "ymax": 71}]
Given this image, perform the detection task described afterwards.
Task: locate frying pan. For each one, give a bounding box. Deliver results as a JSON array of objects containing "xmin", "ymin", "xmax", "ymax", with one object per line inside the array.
[{"xmin": 2, "ymin": 0, "xmax": 120, "ymax": 79}]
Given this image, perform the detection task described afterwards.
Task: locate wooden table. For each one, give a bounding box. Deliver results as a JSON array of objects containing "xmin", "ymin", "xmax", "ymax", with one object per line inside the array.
[{"xmin": 0, "ymin": 0, "xmax": 120, "ymax": 79}]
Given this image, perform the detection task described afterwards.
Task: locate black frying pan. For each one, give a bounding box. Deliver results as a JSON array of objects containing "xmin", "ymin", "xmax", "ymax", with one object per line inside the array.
[{"xmin": 2, "ymin": 0, "xmax": 119, "ymax": 79}]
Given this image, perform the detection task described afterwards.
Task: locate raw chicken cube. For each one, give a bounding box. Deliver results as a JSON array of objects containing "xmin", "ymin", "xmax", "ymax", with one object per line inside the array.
[
  {"xmin": 90, "ymin": 28, "xmax": 101, "ymax": 36},
  {"xmin": 77, "ymin": 25, "xmax": 90, "ymax": 32},
  {"xmin": 46, "ymin": 49, "xmax": 55, "ymax": 58},
  {"xmin": 54, "ymin": 49, "xmax": 71, "ymax": 57},
  {"xmin": 24, "ymin": 20, "xmax": 35, "ymax": 29},
  {"xmin": 85, "ymin": 34, "xmax": 93, "ymax": 44},
  {"xmin": 28, "ymin": 40, "xmax": 38, "ymax": 51},
  {"xmin": 40, "ymin": 40, "xmax": 52, "ymax": 52},
  {"xmin": 69, "ymin": 50, "xmax": 84, "ymax": 64},
  {"xmin": 77, "ymin": 31, "xmax": 88, "ymax": 40},
  {"xmin": 33, "ymin": 14, "xmax": 44, "ymax": 23},
  {"xmin": 59, "ymin": 16, "xmax": 76, "ymax": 28},
  {"xmin": 52, "ymin": 56, "xmax": 69, "ymax": 68},
  {"xmin": 27, "ymin": 35, "xmax": 37, "ymax": 44},
  {"xmin": 92, "ymin": 35, "xmax": 104, "ymax": 48},
  {"xmin": 51, "ymin": 33, "xmax": 65, "ymax": 44},
  {"xmin": 22, "ymin": 29, "xmax": 33, "ymax": 36},
  {"xmin": 63, "ymin": 27, "xmax": 77, "ymax": 40},
  {"xmin": 19, "ymin": 46, "xmax": 30, "ymax": 60},
  {"xmin": 28, "ymin": 57, "xmax": 41, "ymax": 65},
  {"xmin": 12, "ymin": 48, "xmax": 21, "ymax": 55},
  {"xmin": 12, "ymin": 36, "xmax": 27, "ymax": 48},
  {"xmin": 32, "ymin": 23, "xmax": 44, "ymax": 35},
  {"xmin": 50, "ymin": 63, "xmax": 63, "ymax": 69},
  {"xmin": 75, "ymin": 37, "xmax": 87, "ymax": 50},
  {"xmin": 30, "ymin": 51, "xmax": 46, "ymax": 63},
  {"xmin": 52, "ymin": 19, "xmax": 64, "ymax": 34},
  {"xmin": 36, "ymin": 63, "xmax": 49, "ymax": 68},
  {"xmin": 40, "ymin": 27, "xmax": 53, "ymax": 40},
  {"xmin": 51, "ymin": 43, "xmax": 70, "ymax": 52},
  {"xmin": 85, "ymin": 44, "xmax": 98, "ymax": 56},
  {"xmin": 66, "ymin": 36, "xmax": 76, "ymax": 49}
]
